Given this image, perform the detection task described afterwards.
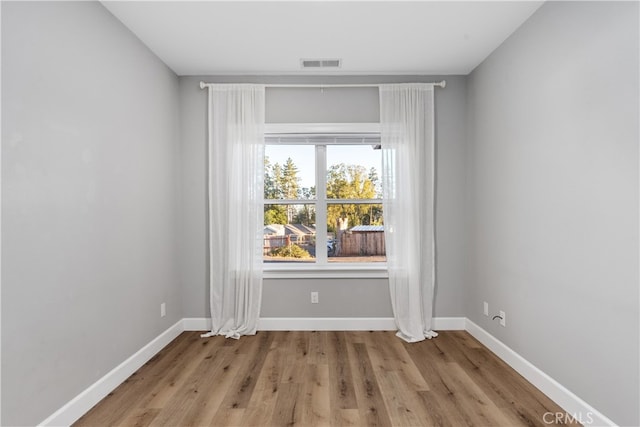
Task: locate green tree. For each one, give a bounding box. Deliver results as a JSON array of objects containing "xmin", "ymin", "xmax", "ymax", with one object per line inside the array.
[
  {"xmin": 264, "ymin": 156, "xmax": 277, "ymax": 199},
  {"xmin": 280, "ymin": 158, "xmax": 300, "ymax": 222},
  {"xmin": 281, "ymin": 158, "xmax": 300, "ymax": 199},
  {"xmin": 294, "ymin": 186, "xmax": 316, "ymax": 226},
  {"xmin": 326, "ymin": 163, "xmax": 381, "ymax": 232},
  {"xmin": 368, "ymin": 167, "xmax": 381, "ymax": 197},
  {"xmin": 264, "ymin": 156, "xmax": 305, "ymax": 225},
  {"xmin": 272, "ymin": 162, "xmax": 283, "ymax": 198},
  {"xmin": 264, "ymin": 156, "xmax": 287, "ymax": 225},
  {"xmin": 264, "ymin": 205, "xmax": 287, "ymax": 225}
]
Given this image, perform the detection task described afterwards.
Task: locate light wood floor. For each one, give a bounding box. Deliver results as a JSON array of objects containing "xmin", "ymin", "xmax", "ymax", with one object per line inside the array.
[{"xmin": 74, "ymin": 330, "xmax": 577, "ymax": 427}]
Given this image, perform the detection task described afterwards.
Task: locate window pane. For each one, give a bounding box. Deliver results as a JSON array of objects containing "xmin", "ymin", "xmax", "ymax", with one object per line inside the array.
[
  {"xmin": 265, "ymin": 145, "xmax": 315, "ymax": 200},
  {"xmin": 327, "ymin": 204, "xmax": 386, "ymax": 263},
  {"xmin": 326, "ymin": 145, "xmax": 381, "ymax": 200},
  {"xmin": 264, "ymin": 204, "xmax": 316, "ymax": 263}
]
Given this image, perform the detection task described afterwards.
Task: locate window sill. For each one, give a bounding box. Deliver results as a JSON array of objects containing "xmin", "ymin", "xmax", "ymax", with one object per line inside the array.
[{"xmin": 263, "ymin": 263, "xmax": 388, "ymax": 279}]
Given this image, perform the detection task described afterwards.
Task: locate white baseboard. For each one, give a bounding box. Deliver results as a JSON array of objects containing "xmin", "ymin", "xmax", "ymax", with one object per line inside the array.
[
  {"xmin": 38, "ymin": 320, "xmax": 184, "ymax": 427},
  {"xmin": 39, "ymin": 316, "xmax": 615, "ymax": 427},
  {"xmin": 432, "ymin": 316, "xmax": 466, "ymax": 330},
  {"xmin": 182, "ymin": 317, "xmax": 211, "ymax": 331},
  {"xmin": 182, "ymin": 316, "xmax": 466, "ymax": 332},
  {"xmin": 465, "ymin": 319, "xmax": 616, "ymax": 427},
  {"xmin": 258, "ymin": 317, "xmax": 397, "ymax": 330}
]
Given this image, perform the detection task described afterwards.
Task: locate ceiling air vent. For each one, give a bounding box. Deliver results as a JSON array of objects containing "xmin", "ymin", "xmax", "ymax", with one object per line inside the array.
[{"xmin": 301, "ymin": 58, "xmax": 342, "ymax": 69}]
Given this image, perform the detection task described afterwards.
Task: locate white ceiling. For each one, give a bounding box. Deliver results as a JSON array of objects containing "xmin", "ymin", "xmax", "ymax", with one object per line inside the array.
[{"xmin": 101, "ymin": 1, "xmax": 543, "ymax": 76}]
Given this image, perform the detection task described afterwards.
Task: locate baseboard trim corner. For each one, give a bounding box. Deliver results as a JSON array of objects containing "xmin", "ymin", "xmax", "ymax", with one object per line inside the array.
[
  {"xmin": 38, "ymin": 319, "xmax": 183, "ymax": 427},
  {"xmin": 464, "ymin": 319, "xmax": 616, "ymax": 427}
]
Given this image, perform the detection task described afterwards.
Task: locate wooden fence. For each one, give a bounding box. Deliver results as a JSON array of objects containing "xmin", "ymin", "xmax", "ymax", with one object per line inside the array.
[
  {"xmin": 264, "ymin": 232, "xmax": 384, "ymax": 257},
  {"xmin": 336, "ymin": 231, "xmax": 385, "ymax": 256}
]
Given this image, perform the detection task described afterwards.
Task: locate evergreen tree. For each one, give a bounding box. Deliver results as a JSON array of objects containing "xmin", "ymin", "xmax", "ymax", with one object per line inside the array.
[
  {"xmin": 263, "ymin": 156, "xmax": 303, "ymax": 225},
  {"xmin": 272, "ymin": 163, "xmax": 283, "ymax": 199},
  {"xmin": 280, "ymin": 157, "xmax": 300, "ymax": 222},
  {"xmin": 294, "ymin": 186, "xmax": 316, "ymax": 226},
  {"xmin": 264, "ymin": 156, "xmax": 287, "ymax": 225}
]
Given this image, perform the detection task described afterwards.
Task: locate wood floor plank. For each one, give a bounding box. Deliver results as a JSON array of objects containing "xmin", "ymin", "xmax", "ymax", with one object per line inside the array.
[
  {"xmin": 415, "ymin": 390, "xmax": 457, "ymax": 427},
  {"xmin": 444, "ymin": 331, "xmax": 576, "ymax": 426},
  {"xmin": 209, "ymin": 408, "xmax": 245, "ymax": 427},
  {"xmin": 141, "ymin": 334, "xmax": 222, "ymax": 411},
  {"xmin": 148, "ymin": 345, "xmax": 233, "ymax": 427},
  {"xmin": 437, "ymin": 361, "xmax": 515, "ymax": 427},
  {"xmin": 240, "ymin": 341, "xmax": 285, "ymax": 426},
  {"xmin": 180, "ymin": 350, "xmax": 246, "ymax": 427},
  {"xmin": 373, "ymin": 369, "xmax": 429, "ymax": 427},
  {"xmin": 216, "ymin": 332, "xmax": 275, "ymax": 411},
  {"xmin": 403, "ymin": 339, "xmax": 485, "ymax": 427},
  {"xmin": 364, "ymin": 331, "xmax": 430, "ymax": 392},
  {"xmin": 435, "ymin": 331, "xmax": 552, "ymax": 427},
  {"xmin": 345, "ymin": 330, "xmax": 368, "ymax": 344},
  {"xmin": 335, "ymin": 409, "xmax": 361, "ymax": 427},
  {"xmin": 307, "ymin": 331, "xmax": 328, "ymax": 366},
  {"xmin": 326, "ymin": 332, "xmax": 358, "ymax": 411},
  {"xmin": 281, "ymin": 331, "xmax": 309, "ymax": 384},
  {"xmin": 269, "ymin": 382, "xmax": 302, "ymax": 426},
  {"xmin": 376, "ymin": 371, "xmax": 433, "ymax": 426},
  {"xmin": 349, "ymin": 342, "xmax": 392, "ymax": 427},
  {"xmin": 300, "ymin": 363, "xmax": 331, "ymax": 427},
  {"xmin": 74, "ymin": 331, "xmax": 581, "ymax": 427},
  {"xmin": 117, "ymin": 408, "xmax": 160, "ymax": 427}
]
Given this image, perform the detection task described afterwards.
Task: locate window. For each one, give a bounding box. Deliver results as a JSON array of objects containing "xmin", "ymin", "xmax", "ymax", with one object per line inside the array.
[{"xmin": 263, "ymin": 124, "xmax": 386, "ymax": 268}]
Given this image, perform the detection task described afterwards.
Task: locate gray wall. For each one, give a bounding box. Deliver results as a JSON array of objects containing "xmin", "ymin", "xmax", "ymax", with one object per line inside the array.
[
  {"xmin": 179, "ymin": 75, "xmax": 468, "ymax": 319},
  {"xmin": 466, "ymin": 2, "xmax": 639, "ymax": 425},
  {"xmin": 1, "ymin": 2, "xmax": 182, "ymax": 425}
]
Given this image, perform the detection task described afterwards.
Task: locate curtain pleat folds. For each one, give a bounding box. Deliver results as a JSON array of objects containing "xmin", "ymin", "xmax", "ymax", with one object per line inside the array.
[
  {"xmin": 203, "ymin": 84, "xmax": 265, "ymax": 339},
  {"xmin": 379, "ymin": 83, "xmax": 438, "ymax": 343}
]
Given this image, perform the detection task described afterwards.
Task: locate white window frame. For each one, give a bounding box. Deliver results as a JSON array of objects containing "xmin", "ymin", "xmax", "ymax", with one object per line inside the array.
[{"xmin": 263, "ymin": 123, "xmax": 388, "ymax": 279}]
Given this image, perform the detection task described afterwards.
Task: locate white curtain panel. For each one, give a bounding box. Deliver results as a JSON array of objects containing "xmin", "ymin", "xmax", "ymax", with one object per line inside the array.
[
  {"xmin": 203, "ymin": 84, "xmax": 265, "ymax": 339},
  {"xmin": 379, "ymin": 83, "xmax": 438, "ymax": 343}
]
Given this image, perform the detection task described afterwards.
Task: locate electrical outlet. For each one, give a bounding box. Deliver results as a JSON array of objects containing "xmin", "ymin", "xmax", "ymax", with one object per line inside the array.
[
  {"xmin": 160, "ymin": 302, "xmax": 166, "ymax": 317},
  {"xmin": 311, "ymin": 292, "xmax": 319, "ymax": 304},
  {"xmin": 499, "ymin": 310, "xmax": 506, "ymax": 327},
  {"xmin": 483, "ymin": 301, "xmax": 489, "ymax": 316}
]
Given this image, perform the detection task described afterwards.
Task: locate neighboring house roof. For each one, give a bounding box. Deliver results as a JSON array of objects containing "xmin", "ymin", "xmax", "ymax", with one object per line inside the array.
[
  {"xmin": 285, "ymin": 224, "xmax": 316, "ymax": 235},
  {"xmin": 264, "ymin": 224, "xmax": 316, "ymax": 236},
  {"xmin": 264, "ymin": 224, "xmax": 285, "ymax": 235},
  {"xmin": 350, "ymin": 225, "xmax": 384, "ymax": 232}
]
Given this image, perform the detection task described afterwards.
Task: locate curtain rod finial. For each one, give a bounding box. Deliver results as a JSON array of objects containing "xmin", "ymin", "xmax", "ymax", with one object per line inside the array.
[
  {"xmin": 200, "ymin": 81, "xmax": 206, "ymax": 89},
  {"xmin": 440, "ymin": 80, "xmax": 446, "ymax": 88}
]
